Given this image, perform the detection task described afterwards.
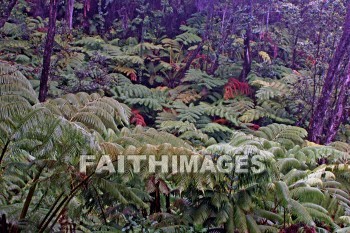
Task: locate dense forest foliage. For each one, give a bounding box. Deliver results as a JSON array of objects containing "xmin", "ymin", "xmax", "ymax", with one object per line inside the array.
[{"xmin": 0, "ymin": 0, "xmax": 350, "ymax": 232}]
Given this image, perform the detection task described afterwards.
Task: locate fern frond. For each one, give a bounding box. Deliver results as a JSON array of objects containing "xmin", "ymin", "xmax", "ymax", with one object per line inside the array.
[
  {"xmin": 175, "ymin": 32, "xmax": 202, "ymax": 45},
  {"xmin": 254, "ymin": 124, "xmax": 307, "ymax": 148},
  {"xmin": 289, "ymin": 199, "xmax": 315, "ymax": 226},
  {"xmin": 0, "ymin": 62, "xmax": 38, "ymax": 104}
]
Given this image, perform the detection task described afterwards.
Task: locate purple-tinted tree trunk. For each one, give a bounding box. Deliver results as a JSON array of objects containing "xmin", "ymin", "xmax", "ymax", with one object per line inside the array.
[
  {"xmin": 38, "ymin": 0, "xmax": 58, "ymax": 102},
  {"xmin": 0, "ymin": 0, "xmax": 17, "ymax": 29},
  {"xmin": 239, "ymin": 0, "xmax": 252, "ymax": 82},
  {"xmin": 308, "ymin": 2, "xmax": 350, "ymax": 143},
  {"xmin": 66, "ymin": 0, "xmax": 75, "ymax": 30},
  {"xmin": 325, "ymin": 67, "xmax": 350, "ymax": 144},
  {"xmin": 240, "ymin": 27, "xmax": 252, "ymax": 81}
]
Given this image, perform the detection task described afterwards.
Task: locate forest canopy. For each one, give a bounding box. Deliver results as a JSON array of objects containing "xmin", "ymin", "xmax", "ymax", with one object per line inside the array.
[{"xmin": 0, "ymin": 0, "xmax": 350, "ymax": 232}]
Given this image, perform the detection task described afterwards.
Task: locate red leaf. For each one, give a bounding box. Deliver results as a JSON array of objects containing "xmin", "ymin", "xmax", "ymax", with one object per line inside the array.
[
  {"xmin": 248, "ymin": 124, "xmax": 260, "ymax": 131},
  {"xmin": 130, "ymin": 109, "xmax": 146, "ymax": 126},
  {"xmin": 223, "ymin": 78, "xmax": 250, "ymax": 100},
  {"xmin": 213, "ymin": 118, "xmax": 229, "ymax": 125}
]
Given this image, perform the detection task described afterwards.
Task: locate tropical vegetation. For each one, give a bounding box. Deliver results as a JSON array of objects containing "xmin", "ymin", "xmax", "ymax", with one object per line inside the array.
[{"xmin": 0, "ymin": 0, "xmax": 350, "ymax": 232}]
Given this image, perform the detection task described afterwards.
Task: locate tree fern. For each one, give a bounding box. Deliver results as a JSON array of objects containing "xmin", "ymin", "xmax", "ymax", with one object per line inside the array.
[
  {"xmin": 254, "ymin": 124, "xmax": 307, "ymax": 148},
  {"xmin": 289, "ymin": 199, "xmax": 316, "ymax": 226},
  {"xmin": 183, "ymin": 69, "xmax": 226, "ymax": 90},
  {"xmin": 175, "ymin": 32, "xmax": 202, "ymax": 46},
  {"xmin": 41, "ymin": 92, "xmax": 130, "ymax": 135},
  {"xmin": 251, "ymin": 79, "xmax": 288, "ymax": 103},
  {"xmin": 113, "ymin": 82, "xmax": 166, "ymax": 111},
  {"xmin": 240, "ymin": 106, "xmax": 294, "ymax": 124},
  {"xmin": 0, "ymin": 62, "xmax": 38, "ymax": 104}
]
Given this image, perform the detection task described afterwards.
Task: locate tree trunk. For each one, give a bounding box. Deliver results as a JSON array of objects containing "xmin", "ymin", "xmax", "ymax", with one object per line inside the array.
[
  {"xmin": 171, "ymin": 43, "xmax": 203, "ymax": 87},
  {"xmin": 0, "ymin": 214, "xmax": 8, "ymax": 233},
  {"xmin": 308, "ymin": 2, "xmax": 350, "ymax": 143},
  {"xmin": 83, "ymin": 0, "xmax": 91, "ymax": 33},
  {"xmin": 66, "ymin": 0, "xmax": 75, "ymax": 30},
  {"xmin": 239, "ymin": 0, "xmax": 252, "ymax": 82},
  {"xmin": 19, "ymin": 168, "xmax": 44, "ymax": 221},
  {"xmin": 325, "ymin": 67, "xmax": 350, "ymax": 143},
  {"xmin": 0, "ymin": 0, "xmax": 17, "ymax": 29},
  {"xmin": 150, "ymin": 182, "xmax": 161, "ymax": 214},
  {"xmin": 291, "ymin": 35, "xmax": 298, "ymax": 69},
  {"xmin": 38, "ymin": 0, "xmax": 58, "ymax": 102},
  {"xmin": 240, "ymin": 26, "xmax": 252, "ymax": 81},
  {"xmin": 166, "ymin": 194, "xmax": 171, "ymax": 213}
]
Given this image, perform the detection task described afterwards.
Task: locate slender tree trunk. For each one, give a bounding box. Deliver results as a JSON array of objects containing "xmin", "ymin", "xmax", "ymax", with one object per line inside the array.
[
  {"xmin": 239, "ymin": 29, "xmax": 252, "ymax": 81},
  {"xmin": 171, "ymin": 43, "xmax": 203, "ymax": 87},
  {"xmin": 150, "ymin": 181, "xmax": 161, "ymax": 214},
  {"xmin": 0, "ymin": 214, "xmax": 8, "ymax": 233},
  {"xmin": 291, "ymin": 35, "xmax": 298, "ymax": 69},
  {"xmin": 37, "ymin": 191, "xmax": 65, "ymax": 230},
  {"xmin": 83, "ymin": 0, "xmax": 91, "ymax": 33},
  {"xmin": 94, "ymin": 187, "xmax": 107, "ymax": 224},
  {"xmin": 283, "ymin": 207, "xmax": 286, "ymax": 229},
  {"xmin": 166, "ymin": 194, "xmax": 171, "ymax": 213},
  {"xmin": 308, "ymin": 2, "xmax": 350, "ymax": 143},
  {"xmin": 311, "ymin": 29, "xmax": 323, "ymax": 116},
  {"xmin": 239, "ymin": 0, "xmax": 252, "ymax": 81},
  {"xmin": 0, "ymin": 0, "xmax": 17, "ymax": 29},
  {"xmin": 266, "ymin": 1, "xmax": 270, "ymax": 32},
  {"xmin": 38, "ymin": 0, "xmax": 58, "ymax": 102},
  {"xmin": 38, "ymin": 173, "xmax": 93, "ymax": 233},
  {"xmin": 325, "ymin": 66, "xmax": 350, "ymax": 143},
  {"xmin": 66, "ymin": 0, "xmax": 75, "ymax": 30},
  {"xmin": 0, "ymin": 140, "xmax": 10, "ymax": 165},
  {"xmin": 19, "ymin": 168, "xmax": 44, "ymax": 221}
]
